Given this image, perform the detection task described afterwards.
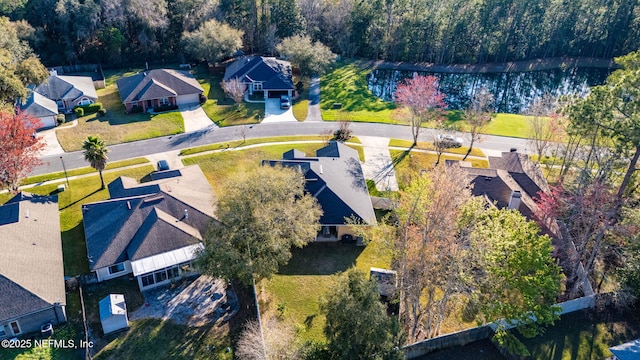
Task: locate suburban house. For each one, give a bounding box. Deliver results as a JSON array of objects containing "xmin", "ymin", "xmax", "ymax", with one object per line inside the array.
[
  {"xmin": 115, "ymin": 69, "xmax": 204, "ymax": 112},
  {"xmin": 455, "ymin": 151, "xmax": 550, "ymax": 221},
  {"xmin": 18, "ymin": 91, "xmax": 59, "ymax": 129},
  {"xmin": 263, "ymin": 142, "xmax": 377, "ymax": 240},
  {"xmin": 35, "ymin": 71, "xmax": 98, "ymax": 113},
  {"xmin": 223, "ymin": 56, "xmax": 294, "ymax": 100},
  {"xmin": 82, "ymin": 166, "xmax": 216, "ymax": 290},
  {"xmin": 0, "ymin": 192, "xmax": 66, "ymax": 339}
]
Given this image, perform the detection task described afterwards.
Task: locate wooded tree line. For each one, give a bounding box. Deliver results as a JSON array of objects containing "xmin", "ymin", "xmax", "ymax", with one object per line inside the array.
[{"xmin": 0, "ymin": 0, "xmax": 638, "ymax": 66}]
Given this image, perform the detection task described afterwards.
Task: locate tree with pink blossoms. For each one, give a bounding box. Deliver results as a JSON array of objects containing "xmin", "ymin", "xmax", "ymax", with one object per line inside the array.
[{"xmin": 394, "ymin": 75, "xmax": 446, "ymax": 145}]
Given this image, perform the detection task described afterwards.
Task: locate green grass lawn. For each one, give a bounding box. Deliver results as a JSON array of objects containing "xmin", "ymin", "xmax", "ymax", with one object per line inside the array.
[
  {"xmin": 261, "ymin": 238, "xmax": 393, "ymax": 343},
  {"xmin": 292, "ymin": 76, "xmax": 309, "ymax": 121},
  {"xmin": 321, "ymin": 61, "xmax": 396, "ymax": 123},
  {"xmin": 56, "ymin": 85, "xmax": 184, "ymax": 151},
  {"xmin": 391, "ymin": 150, "xmax": 489, "ymax": 188},
  {"xmin": 389, "ymin": 139, "xmax": 486, "ymax": 157},
  {"xmin": 20, "ymin": 158, "xmax": 149, "ymax": 186},
  {"xmin": 195, "ymin": 69, "xmax": 264, "ymax": 126}
]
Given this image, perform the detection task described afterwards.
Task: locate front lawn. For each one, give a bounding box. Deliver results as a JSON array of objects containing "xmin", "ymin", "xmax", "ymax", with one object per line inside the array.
[
  {"xmin": 195, "ymin": 69, "xmax": 263, "ymax": 126},
  {"xmin": 388, "ymin": 138, "xmax": 486, "ymax": 157},
  {"xmin": 56, "ymin": 85, "xmax": 184, "ymax": 151}
]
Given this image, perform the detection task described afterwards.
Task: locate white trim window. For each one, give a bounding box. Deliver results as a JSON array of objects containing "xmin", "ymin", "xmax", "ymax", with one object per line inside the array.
[
  {"xmin": 159, "ymin": 97, "xmax": 170, "ymax": 106},
  {"xmin": 0, "ymin": 324, "xmax": 6, "ymax": 338},
  {"xmin": 253, "ymin": 82, "xmax": 263, "ymax": 91},
  {"xmin": 108, "ymin": 263, "xmax": 125, "ymax": 275},
  {"xmin": 9, "ymin": 321, "xmax": 20, "ymax": 336}
]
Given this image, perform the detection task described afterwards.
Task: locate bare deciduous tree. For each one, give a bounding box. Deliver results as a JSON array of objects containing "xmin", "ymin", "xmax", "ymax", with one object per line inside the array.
[
  {"xmin": 394, "ymin": 165, "xmax": 473, "ymax": 341},
  {"xmin": 222, "ymin": 77, "xmax": 246, "ymax": 108},
  {"xmin": 236, "ymin": 318, "xmax": 297, "ymax": 360},
  {"xmin": 528, "ymin": 94, "xmax": 564, "ymax": 163},
  {"xmin": 463, "ymin": 88, "xmax": 494, "ymax": 160}
]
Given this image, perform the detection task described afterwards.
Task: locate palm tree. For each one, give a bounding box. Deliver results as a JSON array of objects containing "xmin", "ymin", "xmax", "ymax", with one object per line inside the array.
[{"xmin": 82, "ymin": 135, "xmax": 109, "ymax": 189}]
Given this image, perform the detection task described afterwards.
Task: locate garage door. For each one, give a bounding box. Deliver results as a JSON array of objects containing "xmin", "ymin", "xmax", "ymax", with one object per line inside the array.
[
  {"xmin": 176, "ymin": 94, "xmax": 200, "ymax": 105},
  {"xmin": 268, "ymin": 90, "xmax": 289, "ymax": 98}
]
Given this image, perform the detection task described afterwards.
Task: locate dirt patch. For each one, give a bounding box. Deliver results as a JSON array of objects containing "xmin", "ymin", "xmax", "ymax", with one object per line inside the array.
[{"xmin": 130, "ymin": 275, "xmax": 238, "ymax": 327}]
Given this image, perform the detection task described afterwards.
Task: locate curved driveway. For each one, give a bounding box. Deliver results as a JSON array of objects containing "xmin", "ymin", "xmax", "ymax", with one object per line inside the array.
[{"xmin": 32, "ymin": 122, "xmax": 531, "ymax": 176}]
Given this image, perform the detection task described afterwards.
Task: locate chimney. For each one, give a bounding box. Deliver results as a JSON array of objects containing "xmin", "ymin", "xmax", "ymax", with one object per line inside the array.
[{"xmin": 508, "ymin": 190, "xmax": 522, "ymax": 210}]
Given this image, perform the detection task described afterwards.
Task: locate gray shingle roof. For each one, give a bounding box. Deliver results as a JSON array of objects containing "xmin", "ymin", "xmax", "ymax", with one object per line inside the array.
[
  {"xmin": 263, "ymin": 142, "xmax": 377, "ymax": 226},
  {"xmin": 116, "ymin": 69, "xmax": 203, "ymax": 104},
  {"xmin": 35, "ymin": 75, "xmax": 98, "ymax": 102},
  {"xmin": 0, "ymin": 192, "xmax": 65, "ymax": 322},
  {"xmin": 19, "ymin": 92, "xmax": 58, "ymax": 118},
  {"xmin": 224, "ymin": 56, "xmax": 294, "ymax": 90},
  {"xmin": 83, "ymin": 166, "xmax": 215, "ymax": 271}
]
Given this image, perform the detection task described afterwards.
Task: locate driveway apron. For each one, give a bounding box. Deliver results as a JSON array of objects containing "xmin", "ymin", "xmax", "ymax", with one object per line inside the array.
[
  {"xmin": 180, "ymin": 104, "xmax": 216, "ymax": 133},
  {"xmin": 359, "ymin": 136, "xmax": 399, "ymax": 191}
]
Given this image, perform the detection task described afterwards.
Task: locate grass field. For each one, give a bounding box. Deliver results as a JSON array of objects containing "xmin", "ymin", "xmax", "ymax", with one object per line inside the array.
[
  {"xmin": 55, "ymin": 85, "xmax": 184, "ymax": 151},
  {"xmin": 321, "ymin": 61, "xmax": 396, "ymax": 123},
  {"xmin": 260, "ymin": 238, "xmax": 393, "ymax": 343},
  {"xmin": 20, "ymin": 158, "xmax": 149, "ymax": 186},
  {"xmin": 292, "ymin": 76, "xmax": 309, "ymax": 121},
  {"xmin": 196, "ymin": 69, "xmax": 264, "ymax": 126},
  {"xmin": 388, "ymin": 138, "xmax": 486, "ymax": 157}
]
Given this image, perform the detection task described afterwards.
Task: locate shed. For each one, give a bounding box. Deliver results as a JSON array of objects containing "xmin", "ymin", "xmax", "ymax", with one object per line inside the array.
[{"xmin": 99, "ymin": 294, "xmax": 129, "ymax": 335}]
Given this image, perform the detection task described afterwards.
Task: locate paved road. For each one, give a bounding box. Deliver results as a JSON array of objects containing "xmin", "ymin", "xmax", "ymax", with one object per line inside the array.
[{"xmin": 32, "ymin": 122, "xmax": 531, "ymax": 176}]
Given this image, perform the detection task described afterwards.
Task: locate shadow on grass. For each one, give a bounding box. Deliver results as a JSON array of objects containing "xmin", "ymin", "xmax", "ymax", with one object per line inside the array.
[
  {"xmin": 278, "ymin": 242, "xmax": 364, "ymax": 276},
  {"xmin": 391, "ymin": 148, "xmax": 412, "ymax": 167},
  {"xmin": 60, "ymin": 188, "xmax": 102, "ymax": 211},
  {"xmin": 62, "ymin": 223, "xmax": 90, "ymax": 276}
]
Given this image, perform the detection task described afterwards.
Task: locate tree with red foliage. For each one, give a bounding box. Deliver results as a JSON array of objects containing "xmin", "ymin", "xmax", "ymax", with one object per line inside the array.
[
  {"xmin": 0, "ymin": 110, "xmax": 44, "ymax": 193},
  {"xmin": 395, "ymin": 75, "xmax": 446, "ymax": 145}
]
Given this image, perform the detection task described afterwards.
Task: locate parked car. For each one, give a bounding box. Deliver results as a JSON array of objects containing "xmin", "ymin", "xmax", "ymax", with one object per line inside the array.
[
  {"xmin": 435, "ymin": 134, "xmax": 464, "ymax": 148},
  {"xmin": 157, "ymin": 160, "xmax": 170, "ymax": 171},
  {"xmin": 280, "ymin": 95, "xmax": 291, "ymax": 109}
]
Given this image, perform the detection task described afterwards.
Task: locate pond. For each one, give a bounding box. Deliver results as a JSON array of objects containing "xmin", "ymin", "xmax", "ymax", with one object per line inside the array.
[{"xmin": 367, "ymin": 67, "xmax": 612, "ymax": 113}]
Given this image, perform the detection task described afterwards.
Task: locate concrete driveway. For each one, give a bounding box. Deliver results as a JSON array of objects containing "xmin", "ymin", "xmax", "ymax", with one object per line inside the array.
[
  {"xmin": 180, "ymin": 104, "xmax": 216, "ymax": 132},
  {"xmin": 359, "ymin": 136, "xmax": 399, "ymax": 191},
  {"xmin": 37, "ymin": 127, "xmax": 65, "ymax": 156},
  {"xmin": 262, "ymin": 98, "xmax": 297, "ymax": 123}
]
